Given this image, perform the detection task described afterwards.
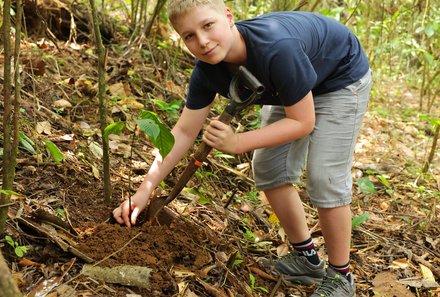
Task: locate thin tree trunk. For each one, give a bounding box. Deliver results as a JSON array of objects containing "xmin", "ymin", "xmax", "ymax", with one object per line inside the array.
[
  {"xmin": 89, "ymin": 0, "xmax": 112, "ymax": 202},
  {"xmin": 145, "ymin": 0, "xmax": 167, "ymax": 37},
  {"xmin": 0, "ymin": 0, "xmax": 14, "ymax": 236},
  {"xmin": 422, "ymin": 124, "xmax": 439, "ymax": 173},
  {"xmin": 13, "ymin": 0, "xmax": 23, "ymax": 176},
  {"xmin": 0, "ymin": 251, "xmax": 22, "ymax": 297}
]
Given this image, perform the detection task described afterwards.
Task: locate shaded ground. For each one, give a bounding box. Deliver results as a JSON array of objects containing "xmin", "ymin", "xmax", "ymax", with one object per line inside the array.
[{"xmin": 1, "ymin": 34, "xmax": 439, "ymax": 297}]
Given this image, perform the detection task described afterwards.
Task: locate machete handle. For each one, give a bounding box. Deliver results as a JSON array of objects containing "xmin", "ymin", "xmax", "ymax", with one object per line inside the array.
[
  {"xmin": 227, "ymin": 66, "xmax": 265, "ymax": 116},
  {"xmin": 236, "ymin": 66, "xmax": 265, "ymax": 95}
]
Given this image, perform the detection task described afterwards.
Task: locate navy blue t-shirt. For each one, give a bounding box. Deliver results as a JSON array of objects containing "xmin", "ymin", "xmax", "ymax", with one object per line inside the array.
[{"xmin": 186, "ymin": 11, "xmax": 370, "ymax": 109}]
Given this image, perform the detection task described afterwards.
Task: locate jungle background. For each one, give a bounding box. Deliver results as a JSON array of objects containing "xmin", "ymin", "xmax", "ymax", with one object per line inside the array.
[{"xmin": 0, "ymin": 0, "xmax": 439, "ymax": 296}]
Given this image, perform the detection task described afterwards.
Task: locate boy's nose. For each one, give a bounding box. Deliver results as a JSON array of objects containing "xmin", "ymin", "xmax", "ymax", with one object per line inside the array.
[{"xmin": 198, "ymin": 33, "xmax": 209, "ymax": 48}]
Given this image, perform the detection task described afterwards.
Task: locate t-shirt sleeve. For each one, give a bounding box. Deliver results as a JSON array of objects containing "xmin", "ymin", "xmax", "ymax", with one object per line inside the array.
[
  {"xmin": 269, "ymin": 39, "xmax": 317, "ymax": 106},
  {"xmin": 186, "ymin": 66, "xmax": 217, "ymax": 110}
]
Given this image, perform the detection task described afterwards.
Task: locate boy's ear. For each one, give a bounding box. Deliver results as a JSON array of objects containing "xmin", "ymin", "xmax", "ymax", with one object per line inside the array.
[{"xmin": 225, "ymin": 7, "xmax": 234, "ymax": 27}]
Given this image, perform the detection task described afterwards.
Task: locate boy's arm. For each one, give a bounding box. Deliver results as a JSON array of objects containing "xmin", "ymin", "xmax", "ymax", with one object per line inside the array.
[
  {"xmin": 203, "ymin": 92, "xmax": 315, "ymax": 154},
  {"xmin": 114, "ymin": 105, "xmax": 211, "ymax": 226},
  {"xmin": 239, "ymin": 91, "xmax": 315, "ymax": 152},
  {"xmin": 137, "ymin": 106, "xmax": 210, "ymax": 193}
]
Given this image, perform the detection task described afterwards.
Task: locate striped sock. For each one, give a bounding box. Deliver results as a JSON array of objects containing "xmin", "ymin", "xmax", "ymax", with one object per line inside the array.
[
  {"xmin": 291, "ymin": 237, "xmax": 321, "ymax": 265},
  {"xmin": 329, "ymin": 262, "xmax": 353, "ymax": 282}
]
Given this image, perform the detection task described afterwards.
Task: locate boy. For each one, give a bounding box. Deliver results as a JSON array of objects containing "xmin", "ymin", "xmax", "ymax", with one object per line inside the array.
[{"xmin": 113, "ymin": 1, "xmax": 372, "ymax": 296}]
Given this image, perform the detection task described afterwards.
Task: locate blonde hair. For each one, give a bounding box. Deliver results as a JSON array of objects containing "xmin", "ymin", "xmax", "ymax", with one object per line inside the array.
[{"xmin": 168, "ymin": 0, "xmax": 226, "ymax": 27}]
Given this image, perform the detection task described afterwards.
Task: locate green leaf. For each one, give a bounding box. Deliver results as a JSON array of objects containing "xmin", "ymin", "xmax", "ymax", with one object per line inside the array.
[
  {"xmin": 198, "ymin": 195, "xmax": 211, "ymax": 205},
  {"xmin": 19, "ymin": 131, "xmax": 37, "ymax": 154},
  {"xmin": 215, "ymin": 152, "xmax": 235, "ymax": 159},
  {"xmin": 186, "ymin": 188, "xmax": 211, "ymax": 205},
  {"xmin": 44, "ymin": 140, "xmax": 64, "ymax": 164},
  {"xmin": 424, "ymin": 24, "xmax": 435, "ymax": 37},
  {"xmin": 56, "ymin": 208, "xmax": 66, "ymax": 219},
  {"xmin": 249, "ymin": 273, "xmax": 256, "ymax": 287},
  {"xmin": 15, "ymin": 246, "xmax": 27, "ymax": 257},
  {"xmin": 0, "ymin": 189, "xmax": 20, "ymax": 196},
  {"xmin": 357, "ymin": 177, "xmax": 376, "ymax": 194},
  {"xmin": 352, "ymin": 213, "xmax": 369, "ymax": 228},
  {"xmin": 103, "ymin": 121, "xmax": 126, "ymax": 139},
  {"xmin": 5, "ymin": 236, "xmax": 15, "ymax": 247},
  {"xmin": 137, "ymin": 118, "xmax": 160, "ymax": 141},
  {"xmin": 256, "ymin": 286, "xmax": 269, "ymax": 293},
  {"xmin": 377, "ymin": 175, "xmax": 391, "ymax": 188},
  {"xmin": 137, "ymin": 111, "xmax": 175, "ymax": 158}
]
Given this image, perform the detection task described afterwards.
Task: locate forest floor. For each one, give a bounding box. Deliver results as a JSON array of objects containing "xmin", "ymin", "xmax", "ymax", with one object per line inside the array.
[{"xmin": 0, "ymin": 33, "xmax": 439, "ymax": 297}]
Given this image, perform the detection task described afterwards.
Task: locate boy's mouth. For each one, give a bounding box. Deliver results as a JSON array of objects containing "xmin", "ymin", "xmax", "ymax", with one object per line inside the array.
[{"xmin": 204, "ymin": 45, "xmax": 218, "ymax": 56}]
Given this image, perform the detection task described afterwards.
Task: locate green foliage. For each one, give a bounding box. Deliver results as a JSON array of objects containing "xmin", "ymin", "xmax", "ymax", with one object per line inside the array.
[
  {"xmin": 244, "ymin": 191, "xmax": 261, "ymax": 206},
  {"xmin": 56, "ymin": 208, "xmax": 66, "ymax": 219},
  {"xmin": 357, "ymin": 177, "xmax": 376, "ymax": 194},
  {"xmin": 320, "ymin": 7, "xmax": 344, "ymax": 21},
  {"xmin": 420, "ymin": 114, "xmax": 440, "ymax": 128},
  {"xmin": 365, "ymin": 170, "xmax": 394, "ymax": 196},
  {"xmin": 232, "ymin": 252, "xmax": 244, "ymax": 266},
  {"xmin": 0, "ymin": 189, "xmax": 20, "ymax": 196},
  {"xmin": 137, "ymin": 110, "xmax": 175, "ymax": 158},
  {"xmin": 352, "ymin": 212, "xmax": 369, "ymax": 229},
  {"xmin": 242, "ymin": 225, "xmax": 255, "ymax": 241},
  {"xmin": 214, "ymin": 152, "xmax": 235, "ymax": 159},
  {"xmin": 44, "ymin": 140, "xmax": 64, "ymax": 164},
  {"xmin": 5, "ymin": 235, "xmax": 28, "ymax": 257},
  {"xmin": 19, "ymin": 131, "xmax": 36, "ymax": 155},
  {"xmin": 249, "ymin": 273, "xmax": 269, "ymax": 293},
  {"xmin": 151, "ymin": 98, "xmax": 182, "ymax": 121},
  {"xmin": 103, "ymin": 121, "xmax": 126, "ymax": 139},
  {"xmin": 185, "ymin": 187, "xmax": 211, "ymax": 205}
]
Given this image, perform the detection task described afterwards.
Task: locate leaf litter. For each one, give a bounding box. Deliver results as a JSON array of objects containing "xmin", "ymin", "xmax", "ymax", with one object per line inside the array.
[{"xmin": 1, "ymin": 34, "xmax": 439, "ymax": 297}]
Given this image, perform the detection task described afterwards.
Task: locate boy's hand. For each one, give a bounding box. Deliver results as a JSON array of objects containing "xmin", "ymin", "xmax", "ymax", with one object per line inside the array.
[
  {"xmin": 203, "ymin": 119, "xmax": 240, "ymax": 154},
  {"xmin": 112, "ymin": 192, "xmax": 149, "ymax": 227}
]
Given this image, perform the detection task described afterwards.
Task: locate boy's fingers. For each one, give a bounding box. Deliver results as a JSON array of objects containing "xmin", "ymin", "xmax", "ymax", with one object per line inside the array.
[
  {"xmin": 121, "ymin": 202, "xmax": 131, "ymax": 227},
  {"xmin": 209, "ymin": 119, "xmax": 226, "ymax": 129},
  {"xmin": 113, "ymin": 208, "xmax": 124, "ymax": 224},
  {"xmin": 131, "ymin": 207, "xmax": 140, "ymax": 225}
]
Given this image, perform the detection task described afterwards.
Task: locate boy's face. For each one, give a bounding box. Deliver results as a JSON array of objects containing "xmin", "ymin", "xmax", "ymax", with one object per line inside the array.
[{"xmin": 174, "ymin": 6, "xmax": 235, "ymax": 65}]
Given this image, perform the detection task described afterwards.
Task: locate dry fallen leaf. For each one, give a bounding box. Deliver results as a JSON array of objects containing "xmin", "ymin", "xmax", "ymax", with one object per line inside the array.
[
  {"xmin": 372, "ymin": 272, "xmax": 416, "ymax": 297},
  {"xmin": 419, "ymin": 264, "xmax": 436, "ymax": 282},
  {"xmin": 118, "ymin": 97, "xmax": 145, "ymax": 109},
  {"xmin": 390, "ymin": 258, "xmax": 410, "ymax": 269},
  {"xmin": 108, "ymin": 82, "xmax": 128, "ymax": 97},
  {"xmin": 276, "ymin": 242, "xmax": 289, "ymax": 257},
  {"xmin": 36, "ymin": 121, "xmax": 52, "ymax": 135},
  {"xmin": 53, "ymin": 99, "xmax": 72, "ymax": 109}
]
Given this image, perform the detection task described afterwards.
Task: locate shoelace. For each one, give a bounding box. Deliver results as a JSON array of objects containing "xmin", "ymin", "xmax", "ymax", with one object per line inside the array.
[
  {"xmin": 314, "ymin": 274, "xmax": 350, "ymax": 296},
  {"xmin": 279, "ymin": 251, "xmax": 300, "ymax": 263}
]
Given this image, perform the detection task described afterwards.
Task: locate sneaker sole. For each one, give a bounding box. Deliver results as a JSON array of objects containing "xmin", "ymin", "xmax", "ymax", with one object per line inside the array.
[{"xmin": 283, "ymin": 275, "xmax": 324, "ymax": 286}]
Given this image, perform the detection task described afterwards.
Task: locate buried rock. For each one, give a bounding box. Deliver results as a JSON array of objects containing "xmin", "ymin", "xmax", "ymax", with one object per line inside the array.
[{"xmin": 81, "ymin": 264, "xmax": 152, "ymax": 288}]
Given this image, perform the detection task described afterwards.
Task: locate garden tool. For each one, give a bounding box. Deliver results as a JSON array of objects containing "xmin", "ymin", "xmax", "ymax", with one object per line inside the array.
[{"xmin": 145, "ymin": 66, "xmax": 265, "ymax": 221}]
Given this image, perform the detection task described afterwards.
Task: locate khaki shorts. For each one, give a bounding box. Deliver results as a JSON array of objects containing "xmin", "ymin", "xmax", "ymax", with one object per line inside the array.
[{"xmin": 252, "ymin": 70, "xmax": 373, "ymax": 208}]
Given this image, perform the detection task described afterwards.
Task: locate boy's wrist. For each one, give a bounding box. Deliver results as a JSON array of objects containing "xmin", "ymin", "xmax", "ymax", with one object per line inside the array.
[{"xmin": 235, "ymin": 133, "xmax": 244, "ymax": 154}]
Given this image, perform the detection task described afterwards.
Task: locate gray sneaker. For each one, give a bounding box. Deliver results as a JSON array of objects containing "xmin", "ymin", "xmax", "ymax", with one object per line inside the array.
[
  {"xmin": 261, "ymin": 251, "xmax": 325, "ymax": 285},
  {"xmin": 310, "ymin": 267, "xmax": 356, "ymax": 297}
]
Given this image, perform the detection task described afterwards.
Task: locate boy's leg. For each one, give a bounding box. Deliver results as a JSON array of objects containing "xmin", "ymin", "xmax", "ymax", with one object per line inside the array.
[
  {"xmin": 318, "ymin": 206, "xmax": 352, "ymax": 266},
  {"xmin": 253, "ymin": 105, "xmax": 311, "ymax": 243},
  {"xmin": 253, "ymin": 106, "xmax": 325, "ymax": 285},
  {"xmin": 264, "ymin": 185, "xmax": 309, "ymax": 243},
  {"xmin": 308, "ymin": 70, "xmax": 372, "ymax": 296},
  {"xmin": 263, "ymin": 185, "xmax": 325, "ymax": 285}
]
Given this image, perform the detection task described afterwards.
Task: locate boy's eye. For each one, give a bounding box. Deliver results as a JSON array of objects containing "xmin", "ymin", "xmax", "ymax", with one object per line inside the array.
[
  {"xmin": 204, "ymin": 22, "xmax": 214, "ymax": 29},
  {"xmin": 184, "ymin": 34, "xmax": 193, "ymax": 41}
]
